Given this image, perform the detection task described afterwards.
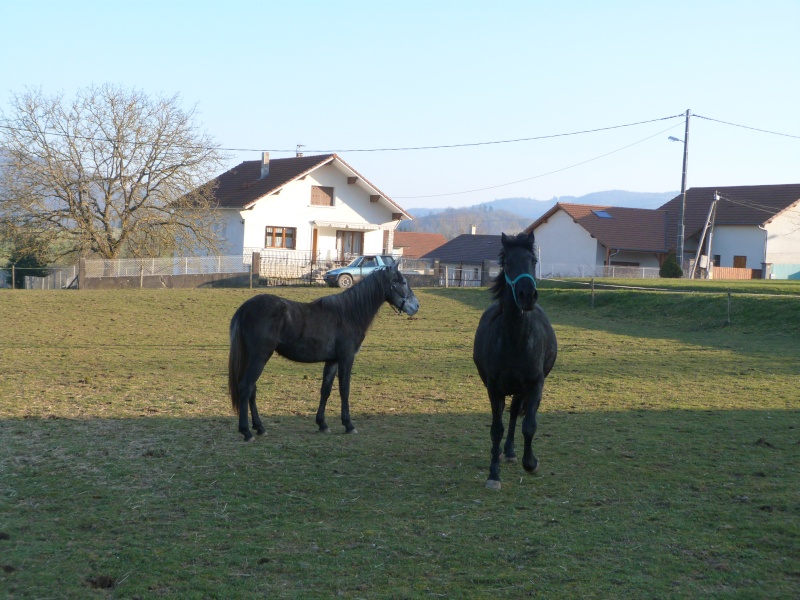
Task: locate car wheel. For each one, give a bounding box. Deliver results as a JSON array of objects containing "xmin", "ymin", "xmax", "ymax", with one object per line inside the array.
[{"xmin": 337, "ymin": 274, "xmax": 353, "ymax": 288}]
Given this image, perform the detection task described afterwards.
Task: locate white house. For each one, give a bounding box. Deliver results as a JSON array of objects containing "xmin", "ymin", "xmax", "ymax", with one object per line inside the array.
[
  {"xmin": 526, "ymin": 204, "xmax": 669, "ymax": 277},
  {"xmin": 659, "ymin": 184, "xmax": 800, "ymax": 279},
  {"xmin": 527, "ymin": 184, "xmax": 800, "ymax": 279},
  {"xmin": 203, "ymin": 153, "xmax": 412, "ymax": 263}
]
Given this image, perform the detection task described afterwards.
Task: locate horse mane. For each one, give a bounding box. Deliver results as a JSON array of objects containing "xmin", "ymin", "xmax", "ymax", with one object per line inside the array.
[
  {"xmin": 316, "ymin": 268, "xmax": 388, "ymax": 332},
  {"xmin": 490, "ymin": 233, "xmax": 535, "ymax": 303}
]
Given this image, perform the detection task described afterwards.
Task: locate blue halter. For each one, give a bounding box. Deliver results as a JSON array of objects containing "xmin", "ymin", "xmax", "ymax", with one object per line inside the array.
[{"xmin": 505, "ymin": 272, "xmax": 537, "ymax": 309}]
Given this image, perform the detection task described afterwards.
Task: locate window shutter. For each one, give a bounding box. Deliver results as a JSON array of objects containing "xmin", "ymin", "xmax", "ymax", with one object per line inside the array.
[{"xmin": 311, "ymin": 186, "xmax": 334, "ymax": 206}]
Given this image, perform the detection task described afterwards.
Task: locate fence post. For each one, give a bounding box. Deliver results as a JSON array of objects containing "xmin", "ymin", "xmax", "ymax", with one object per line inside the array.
[
  {"xmin": 727, "ymin": 291, "xmax": 732, "ymax": 325},
  {"xmin": 481, "ymin": 259, "xmax": 491, "ymax": 286},
  {"xmin": 10, "ymin": 265, "xmax": 14, "ymax": 290},
  {"xmin": 78, "ymin": 259, "xmax": 86, "ymax": 290},
  {"xmin": 251, "ymin": 252, "xmax": 260, "ymax": 288}
]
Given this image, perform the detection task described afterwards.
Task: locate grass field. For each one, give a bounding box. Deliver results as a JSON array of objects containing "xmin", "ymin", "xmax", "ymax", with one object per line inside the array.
[{"xmin": 1, "ymin": 281, "xmax": 798, "ymax": 598}]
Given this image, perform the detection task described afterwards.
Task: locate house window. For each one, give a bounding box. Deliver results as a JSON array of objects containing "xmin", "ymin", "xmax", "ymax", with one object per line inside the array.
[
  {"xmin": 336, "ymin": 230, "xmax": 363, "ymax": 260},
  {"xmin": 733, "ymin": 255, "xmax": 747, "ymax": 268},
  {"xmin": 311, "ymin": 186, "xmax": 334, "ymax": 206},
  {"xmin": 713, "ymin": 255, "xmax": 721, "ymax": 267},
  {"xmin": 265, "ymin": 226, "xmax": 296, "ymax": 249}
]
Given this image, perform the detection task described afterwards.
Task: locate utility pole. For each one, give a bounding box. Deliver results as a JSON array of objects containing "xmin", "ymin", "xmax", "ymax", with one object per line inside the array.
[{"xmin": 676, "ymin": 109, "xmax": 691, "ymax": 270}]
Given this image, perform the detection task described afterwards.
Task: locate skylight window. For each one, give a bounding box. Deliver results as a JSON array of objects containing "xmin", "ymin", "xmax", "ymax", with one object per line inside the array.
[{"xmin": 592, "ymin": 210, "xmax": 613, "ymax": 219}]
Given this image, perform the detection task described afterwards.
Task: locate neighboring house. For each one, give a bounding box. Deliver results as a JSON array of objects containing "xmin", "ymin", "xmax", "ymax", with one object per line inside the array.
[
  {"xmin": 202, "ymin": 153, "xmax": 412, "ymax": 263},
  {"xmin": 525, "ymin": 204, "xmax": 669, "ymax": 277},
  {"xmin": 526, "ymin": 184, "xmax": 800, "ymax": 279},
  {"xmin": 392, "ymin": 231, "xmax": 447, "ymax": 259},
  {"xmin": 659, "ymin": 184, "xmax": 800, "ymax": 279},
  {"xmin": 421, "ymin": 233, "xmax": 503, "ymax": 286}
]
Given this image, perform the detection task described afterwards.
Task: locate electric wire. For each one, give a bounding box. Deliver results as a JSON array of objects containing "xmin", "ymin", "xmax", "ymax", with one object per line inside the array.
[
  {"xmin": 394, "ymin": 123, "xmax": 684, "ymax": 199},
  {"xmin": 694, "ymin": 115, "xmax": 800, "ymax": 140},
  {"xmin": 0, "ymin": 113, "xmax": 686, "ymax": 153}
]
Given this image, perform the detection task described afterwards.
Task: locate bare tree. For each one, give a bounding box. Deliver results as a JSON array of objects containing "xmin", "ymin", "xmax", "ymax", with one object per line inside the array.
[{"xmin": 0, "ymin": 84, "xmax": 226, "ymax": 260}]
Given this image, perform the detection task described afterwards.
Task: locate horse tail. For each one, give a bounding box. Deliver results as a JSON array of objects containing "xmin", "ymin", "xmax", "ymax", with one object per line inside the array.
[{"xmin": 228, "ymin": 308, "xmax": 246, "ymax": 415}]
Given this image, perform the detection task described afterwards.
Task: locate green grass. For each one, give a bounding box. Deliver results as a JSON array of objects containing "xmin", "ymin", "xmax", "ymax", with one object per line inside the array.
[{"xmin": 1, "ymin": 284, "xmax": 798, "ymax": 598}]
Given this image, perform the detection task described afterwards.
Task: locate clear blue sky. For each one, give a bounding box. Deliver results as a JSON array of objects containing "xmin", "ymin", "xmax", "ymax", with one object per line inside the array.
[{"xmin": 2, "ymin": 0, "xmax": 798, "ymax": 209}]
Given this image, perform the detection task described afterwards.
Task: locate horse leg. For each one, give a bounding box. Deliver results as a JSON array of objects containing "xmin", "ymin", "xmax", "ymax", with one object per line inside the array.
[
  {"xmin": 315, "ymin": 360, "xmax": 337, "ymax": 433},
  {"xmin": 249, "ymin": 384, "xmax": 266, "ymax": 436},
  {"xmin": 521, "ymin": 378, "xmax": 544, "ymax": 474},
  {"xmin": 503, "ymin": 394, "xmax": 524, "ymax": 464},
  {"xmin": 237, "ymin": 353, "xmax": 271, "ymax": 441},
  {"xmin": 486, "ymin": 387, "xmax": 506, "ymax": 489},
  {"xmin": 337, "ymin": 355, "xmax": 357, "ymax": 433}
]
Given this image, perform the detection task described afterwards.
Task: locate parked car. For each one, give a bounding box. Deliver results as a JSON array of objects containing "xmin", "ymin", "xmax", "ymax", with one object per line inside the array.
[{"xmin": 324, "ymin": 255, "xmax": 396, "ymax": 288}]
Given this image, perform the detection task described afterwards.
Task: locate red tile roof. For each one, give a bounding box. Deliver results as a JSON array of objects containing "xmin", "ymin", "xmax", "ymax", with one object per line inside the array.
[
  {"xmin": 208, "ymin": 154, "xmax": 335, "ymax": 208},
  {"xmin": 202, "ymin": 153, "xmax": 411, "ymax": 218},
  {"xmin": 527, "ymin": 203, "xmax": 669, "ymax": 252},
  {"xmin": 393, "ymin": 231, "xmax": 447, "ymax": 258}
]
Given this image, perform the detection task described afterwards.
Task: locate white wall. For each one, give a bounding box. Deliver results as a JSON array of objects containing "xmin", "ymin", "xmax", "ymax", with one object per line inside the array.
[
  {"xmin": 237, "ymin": 163, "xmax": 398, "ymax": 258},
  {"xmin": 220, "ymin": 210, "xmax": 245, "ymax": 254},
  {"xmin": 708, "ymin": 225, "xmax": 766, "ymax": 268},
  {"xmin": 608, "ymin": 250, "xmax": 661, "ymax": 268},
  {"xmin": 765, "ymin": 211, "xmax": 800, "ymax": 265},
  {"xmin": 533, "ymin": 210, "xmax": 600, "ymax": 275}
]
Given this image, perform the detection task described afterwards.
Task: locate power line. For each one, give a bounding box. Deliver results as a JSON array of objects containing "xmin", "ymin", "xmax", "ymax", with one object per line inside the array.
[
  {"xmin": 394, "ymin": 123, "xmax": 684, "ymax": 199},
  {"xmin": 1, "ymin": 113, "xmax": 685, "ymax": 154},
  {"xmin": 694, "ymin": 114, "xmax": 800, "ymax": 139},
  {"xmin": 3, "ymin": 112, "xmax": 798, "ymax": 154},
  {"xmin": 293, "ymin": 114, "xmax": 687, "ymax": 152}
]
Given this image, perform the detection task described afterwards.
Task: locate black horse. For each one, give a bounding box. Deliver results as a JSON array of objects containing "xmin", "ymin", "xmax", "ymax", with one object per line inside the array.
[
  {"xmin": 228, "ymin": 263, "xmax": 419, "ymax": 441},
  {"xmin": 473, "ymin": 232, "xmax": 557, "ymax": 489}
]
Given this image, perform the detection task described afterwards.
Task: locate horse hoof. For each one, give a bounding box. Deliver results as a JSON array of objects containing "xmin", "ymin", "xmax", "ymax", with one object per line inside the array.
[
  {"xmin": 486, "ymin": 480, "xmax": 502, "ymax": 490},
  {"xmin": 346, "ymin": 428, "xmax": 358, "ymax": 434},
  {"xmin": 255, "ymin": 429, "xmax": 266, "ymax": 437},
  {"xmin": 243, "ymin": 434, "xmax": 255, "ymax": 442},
  {"xmin": 503, "ymin": 455, "xmax": 517, "ymax": 464},
  {"xmin": 523, "ymin": 461, "xmax": 540, "ymax": 475},
  {"xmin": 318, "ymin": 427, "xmax": 331, "ymax": 434}
]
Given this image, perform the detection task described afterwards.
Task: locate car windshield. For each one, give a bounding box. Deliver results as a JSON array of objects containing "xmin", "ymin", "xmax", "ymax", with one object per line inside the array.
[{"xmin": 346, "ymin": 257, "xmax": 362, "ymax": 267}]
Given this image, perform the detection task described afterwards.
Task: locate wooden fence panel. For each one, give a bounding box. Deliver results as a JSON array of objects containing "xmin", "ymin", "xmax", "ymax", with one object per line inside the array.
[{"xmin": 712, "ymin": 267, "xmax": 762, "ymax": 280}]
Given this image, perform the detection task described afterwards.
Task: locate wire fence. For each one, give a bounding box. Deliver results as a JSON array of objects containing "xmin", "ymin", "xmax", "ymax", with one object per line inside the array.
[
  {"xmin": 83, "ymin": 255, "xmax": 251, "ymax": 278},
  {"xmin": 1, "ymin": 266, "xmax": 79, "ymax": 290},
  {"xmin": 539, "ymin": 264, "xmax": 661, "ymax": 279},
  {"xmin": 7, "ymin": 254, "xmax": 770, "ymax": 290}
]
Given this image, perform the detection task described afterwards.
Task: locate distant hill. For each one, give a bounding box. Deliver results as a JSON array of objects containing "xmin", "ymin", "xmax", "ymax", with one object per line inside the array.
[
  {"xmin": 399, "ymin": 206, "xmax": 531, "ymax": 240},
  {"xmin": 402, "ymin": 190, "xmax": 678, "ymax": 238}
]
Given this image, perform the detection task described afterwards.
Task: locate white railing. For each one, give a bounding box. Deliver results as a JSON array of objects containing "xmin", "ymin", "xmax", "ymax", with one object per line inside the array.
[
  {"xmin": 84, "ymin": 255, "xmax": 250, "ymax": 278},
  {"xmin": 540, "ymin": 264, "xmax": 661, "ymax": 279}
]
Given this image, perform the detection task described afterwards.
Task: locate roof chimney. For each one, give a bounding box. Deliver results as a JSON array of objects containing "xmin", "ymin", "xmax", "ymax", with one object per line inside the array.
[
  {"xmin": 260, "ymin": 152, "xmax": 270, "ymax": 179},
  {"xmin": 470, "ymin": 224, "xmax": 477, "ymax": 235}
]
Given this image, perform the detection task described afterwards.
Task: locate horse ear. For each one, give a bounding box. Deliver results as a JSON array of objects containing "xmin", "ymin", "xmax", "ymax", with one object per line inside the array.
[
  {"xmin": 501, "ymin": 232, "xmax": 510, "ymax": 246},
  {"xmin": 526, "ymin": 230, "xmax": 535, "ymax": 245}
]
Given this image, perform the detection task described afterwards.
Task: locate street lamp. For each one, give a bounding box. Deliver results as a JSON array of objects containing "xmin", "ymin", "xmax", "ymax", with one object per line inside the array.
[{"xmin": 669, "ymin": 110, "xmax": 691, "ymax": 271}]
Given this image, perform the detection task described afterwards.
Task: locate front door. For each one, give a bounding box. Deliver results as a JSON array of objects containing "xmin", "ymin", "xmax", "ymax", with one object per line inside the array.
[
  {"xmin": 336, "ymin": 231, "xmax": 364, "ymax": 261},
  {"xmin": 312, "ymin": 229, "xmax": 318, "ymax": 262}
]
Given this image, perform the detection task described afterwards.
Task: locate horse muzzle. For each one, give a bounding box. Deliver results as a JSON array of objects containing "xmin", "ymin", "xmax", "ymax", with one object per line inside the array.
[
  {"xmin": 516, "ymin": 285, "xmax": 538, "ymax": 311},
  {"xmin": 400, "ymin": 294, "xmax": 419, "ymax": 316}
]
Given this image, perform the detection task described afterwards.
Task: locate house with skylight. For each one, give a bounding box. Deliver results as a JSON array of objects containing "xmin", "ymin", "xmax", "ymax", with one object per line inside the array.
[
  {"xmin": 526, "ymin": 203, "xmax": 669, "ymax": 277},
  {"xmin": 526, "ymin": 184, "xmax": 800, "ymax": 279}
]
